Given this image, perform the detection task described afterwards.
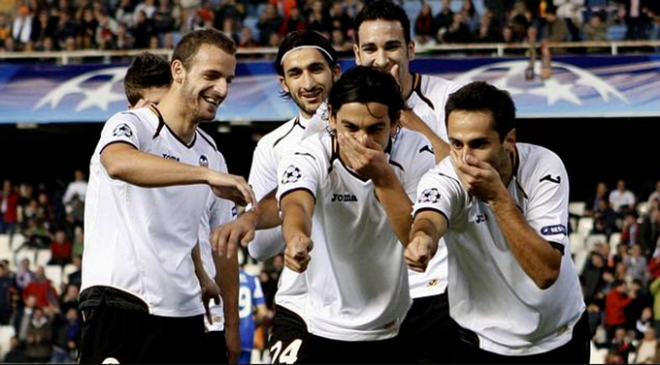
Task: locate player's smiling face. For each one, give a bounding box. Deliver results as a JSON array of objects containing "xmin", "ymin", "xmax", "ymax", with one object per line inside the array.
[
  {"xmin": 330, "ymin": 101, "xmax": 394, "ymax": 152},
  {"xmin": 179, "ymin": 44, "xmax": 236, "ymax": 123},
  {"xmin": 354, "ymin": 20, "xmax": 414, "ymax": 88},
  {"xmin": 280, "ymin": 48, "xmax": 339, "ymax": 119},
  {"xmin": 447, "ymin": 110, "xmax": 515, "ymax": 176}
]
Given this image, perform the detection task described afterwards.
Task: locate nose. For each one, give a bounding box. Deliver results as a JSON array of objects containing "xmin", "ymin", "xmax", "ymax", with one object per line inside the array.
[
  {"xmin": 355, "ymin": 131, "xmax": 369, "ymax": 145},
  {"xmin": 215, "ymin": 78, "xmax": 229, "ymax": 99},
  {"xmin": 301, "ymin": 70, "xmax": 315, "ymax": 90},
  {"xmin": 373, "ymin": 49, "xmax": 388, "ymax": 68}
]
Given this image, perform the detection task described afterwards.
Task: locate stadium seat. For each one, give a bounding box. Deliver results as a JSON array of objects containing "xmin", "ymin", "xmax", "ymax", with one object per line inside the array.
[
  {"xmin": 573, "ymin": 248, "xmax": 589, "ymax": 274},
  {"xmin": 14, "ymin": 248, "xmax": 37, "ymax": 270},
  {"xmin": 577, "ymin": 217, "xmax": 595, "ymax": 237},
  {"xmin": 62, "ymin": 264, "xmax": 78, "ymax": 283},
  {"xmin": 568, "ymin": 202, "xmax": 586, "ymax": 217},
  {"xmin": 9, "ymin": 233, "xmax": 24, "ymax": 251},
  {"xmin": 609, "ymin": 232, "xmax": 622, "ymax": 253},
  {"xmin": 585, "ymin": 234, "xmax": 607, "ymax": 252},
  {"xmin": 569, "ymin": 232, "xmax": 585, "ymax": 255},
  {"xmin": 243, "ymin": 16, "xmax": 260, "ymax": 42},
  {"xmin": 44, "ymin": 265, "xmax": 62, "ymax": 290},
  {"xmin": 36, "ymin": 249, "xmax": 51, "ymax": 267},
  {"xmin": 0, "ymin": 325, "xmax": 16, "ymax": 361},
  {"xmin": 637, "ymin": 201, "xmax": 649, "ymax": 218}
]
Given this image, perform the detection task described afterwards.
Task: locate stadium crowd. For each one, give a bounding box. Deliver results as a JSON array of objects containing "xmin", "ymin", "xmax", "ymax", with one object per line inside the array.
[
  {"xmin": 0, "ymin": 0, "xmax": 660, "ymax": 54},
  {"xmin": 0, "ymin": 172, "xmax": 658, "ymax": 362}
]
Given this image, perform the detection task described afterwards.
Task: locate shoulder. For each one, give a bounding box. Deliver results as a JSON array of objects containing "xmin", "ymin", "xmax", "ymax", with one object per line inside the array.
[
  {"xmin": 517, "ymin": 143, "xmax": 565, "ymax": 175},
  {"xmin": 422, "ymin": 74, "xmax": 463, "ymax": 97},
  {"xmin": 392, "ymin": 129, "xmax": 434, "ymax": 161},
  {"xmin": 105, "ymin": 108, "xmax": 156, "ymax": 130},
  {"xmin": 197, "ymin": 127, "xmax": 218, "ymax": 152},
  {"xmin": 256, "ymin": 117, "xmax": 304, "ymax": 151}
]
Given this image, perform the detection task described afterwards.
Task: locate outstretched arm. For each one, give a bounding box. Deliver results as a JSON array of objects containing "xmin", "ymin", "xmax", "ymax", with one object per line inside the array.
[
  {"xmin": 406, "ymin": 210, "xmax": 448, "ymax": 272},
  {"xmin": 280, "ymin": 190, "xmax": 315, "ymax": 273}
]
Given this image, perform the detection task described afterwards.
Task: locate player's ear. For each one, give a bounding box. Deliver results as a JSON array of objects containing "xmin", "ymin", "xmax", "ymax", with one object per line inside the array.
[
  {"xmin": 503, "ymin": 128, "xmax": 516, "ymax": 152},
  {"xmin": 390, "ymin": 111, "xmax": 401, "ymax": 136},
  {"xmin": 407, "ymin": 40, "xmax": 416, "ymax": 61},
  {"xmin": 279, "ymin": 75, "xmax": 290, "ymax": 94},
  {"xmin": 353, "ymin": 43, "xmax": 361, "ymax": 66},
  {"xmin": 172, "ymin": 60, "xmax": 184, "ymax": 84},
  {"xmin": 332, "ymin": 64, "xmax": 341, "ymax": 82},
  {"xmin": 328, "ymin": 105, "xmax": 337, "ymax": 131}
]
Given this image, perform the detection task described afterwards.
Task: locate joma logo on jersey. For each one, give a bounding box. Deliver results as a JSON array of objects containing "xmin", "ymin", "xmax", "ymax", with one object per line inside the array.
[
  {"xmin": 331, "ymin": 194, "xmax": 358, "ymax": 202},
  {"xmin": 162, "ymin": 153, "xmax": 180, "ymax": 162}
]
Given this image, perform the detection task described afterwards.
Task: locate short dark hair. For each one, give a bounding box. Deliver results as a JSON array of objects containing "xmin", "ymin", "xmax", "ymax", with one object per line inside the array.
[
  {"xmin": 124, "ymin": 52, "xmax": 171, "ymax": 106},
  {"xmin": 354, "ymin": 0, "xmax": 411, "ymax": 45},
  {"xmin": 445, "ymin": 81, "xmax": 516, "ymax": 142},
  {"xmin": 275, "ymin": 30, "xmax": 338, "ymax": 76},
  {"xmin": 172, "ymin": 28, "xmax": 236, "ymax": 71},
  {"xmin": 328, "ymin": 66, "xmax": 403, "ymax": 125}
]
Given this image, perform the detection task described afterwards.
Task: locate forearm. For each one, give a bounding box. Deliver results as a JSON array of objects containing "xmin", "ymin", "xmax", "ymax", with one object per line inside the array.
[
  {"xmin": 214, "ymin": 251, "xmax": 239, "ymax": 328},
  {"xmin": 373, "ymin": 170, "xmax": 413, "ymax": 246},
  {"xmin": 281, "ymin": 193, "xmax": 314, "ymax": 244},
  {"xmin": 411, "ymin": 215, "xmax": 444, "ymax": 245},
  {"xmin": 102, "ymin": 145, "xmax": 210, "ymax": 188},
  {"xmin": 192, "ymin": 242, "xmax": 211, "ymax": 283},
  {"xmin": 254, "ymin": 189, "xmax": 283, "ymax": 229},
  {"xmin": 489, "ymin": 194, "xmax": 562, "ymax": 289}
]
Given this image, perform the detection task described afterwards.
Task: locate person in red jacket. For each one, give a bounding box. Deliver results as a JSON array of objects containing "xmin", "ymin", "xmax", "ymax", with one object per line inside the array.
[
  {"xmin": 606, "ymin": 280, "xmax": 633, "ymax": 341},
  {"xmin": 22, "ymin": 266, "xmax": 59, "ymax": 309},
  {"xmin": 48, "ymin": 230, "xmax": 72, "ymax": 267},
  {"xmin": 0, "ymin": 180, "xmax": 19, "ymax": 245}
]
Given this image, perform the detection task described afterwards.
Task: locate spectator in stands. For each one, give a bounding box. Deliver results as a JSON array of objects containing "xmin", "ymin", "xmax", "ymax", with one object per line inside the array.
[
  {"xmin": 19, "ymin": 217, "xmax": 52, "ymax": 251},
  {"xmin": 611, "ymin": 179, "xmax": 637, "ymax": 216},
  {"xmin": 554, "ymin": 0, "xmax": 584, "ymax": 41},
  {"xmin": 328, "ymin": 0, "xmax": 351, "ymax": 35},
  {"xmin": 435, "ymin": 0, "xmax": 454, "ymax": 37},
  {"xmin": 22, "ymin": 266, "xmax": 58, "ymax": 310},
  {"xmin": 415, "ymin": 3, "xmax": 437, "ymax": 46},
  {"xmin": 647, "ymin": 180, "xmax": 660, "ymax": 206},
  {"xmin": 461, "ymin": 0, "xmax": 481, "ymax": 34},
  {"xmin": 594, "ymin": 198, "xmax": 619, "ymax": 237},
  {"xmin": 134, "ymin": 0, "xmax": 157, "ymax": 23},
  {"xmin": 14, "ymin": 258, "xmax": 33, "ymax": 291},
  {"xmin": 132, "ymin": 9, "xmax": 155, "ymax": 49},
  {"xmin": 48, "ymin": 230, "xmax": 72, "ymax": 267},
  {"xmin": 78, "ymin": 8, "xmax": 98, "ymax": 49},
  {"xmin": 442, "ymin": 12, "xmax": 473, "ymax": 43},
  {"xmin": 3, "ymin": 335, "xmax": 28, "ymax": 363},
  {"xmin": 62, "ymin": 169, "xmax": 87, "ymax": 206},
  {"xmin": 626, "ymin": 279, "xmax": 652, "ymax": 331},
  {"xmin": 1, "ymin": 180, "xmax": 19, "ymax": 246},
  {"xmin": 623, "ymin": 0, "xmax": 651, "ymax": 40},
  {"xmin": 634, "ymin": 327, "xmax": 657, "ymax": 363},
  {"xmin": 307, "ymin": 0, "xmax": 330, "ymax": 35},
  {"xmin": 476, "ymin": 9, "xmax": 504, "ymax": 43},
  {"xmin": 606, "ymin": 280, "xmax": 633, "ymax": 340},
  {"xmin": 237, "ymin": 26, "xmax": 260, "ymax": 49},
  {"xmin": 583, "ymin": 250, "xmax": 606, "ymax": 301},
  {"xmin": 24, "ymin": 306, "xmax": 53, "ymax": 362},
  {"xmin": 622, "ymin": 213, "xmax": 641, "ymax": 247},
  {"xmin": 15, "ymin": 295, "xmax": 37, "ymax": 343},
  {"xmin": 543, "ymin": 8, "xmax": 570, "ymax": 42},
  {"xmin": 330, "ymin": 28, "xmax": 350, "ymax": 51},
  {"xmin": 257, "ymin": 3, "xmax": 281, "ymax": 45},
  {"xmin": 59, "ymin": 284, "xmax": 79, "ymax": 317},
  {"xmin": 214, "ymin": 0, "xmax": 245, "ymax": 32},
  {"xmin": 640, "ymin": 200, "xmax": 660, "ymax": 255},
  {"xmin": 278, "ymin": 6, "xmax": 307, "ymax": 37},
  {"xmin": 50, "ymin": 307, "xmax": 80, "ymax": 363},
  {"xmin": 12, "ymin": 5, "xmax": 33, "ymax": 50},
  {"xmin": 0, "ymin": 13, "xmax": 11, "ymax": 49},
  {"xmin": 53, "ymin": 11, "xmax": 76, "ymax": 51},
  {"xmin": 635, "ymin": 306, "xmax": 653, "ymax": 339},
  {"xmin": 0, "ymin": 263, "xmax": 15, "ymax": 325},
  {"xmin": 610, "ymin": 326, "xmax": 634, "ymax": 363},
  {"xmin": 584, "ymin": 11, "xmax": 608, "ymax": 41},
  {"xmin": 626, "ymin": 244, "xmax": 649, "ymax": 284}
]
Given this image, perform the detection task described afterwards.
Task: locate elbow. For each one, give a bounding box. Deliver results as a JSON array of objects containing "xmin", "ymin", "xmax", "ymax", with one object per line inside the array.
[
  {"xmin": 102, "ymin": 154, "xmax": 126, "ymax": 180},
  {"xmin": 535, "ymin": 265, "xmax": 561, "ymax": 290}
]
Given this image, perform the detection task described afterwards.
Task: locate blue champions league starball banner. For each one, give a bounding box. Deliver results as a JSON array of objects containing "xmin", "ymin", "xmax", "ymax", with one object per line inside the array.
[{"xmin": 1, "ymin": 55, "xmax": 659, "ymax": 124}]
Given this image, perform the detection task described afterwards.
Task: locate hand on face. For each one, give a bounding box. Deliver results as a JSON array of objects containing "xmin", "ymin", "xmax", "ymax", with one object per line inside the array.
[
  {"xmin": 450, "ymin": 149, "xmax": 505, "ymax": 204},
  {"xmin": 284, "ymin": 235, "xmax": 313, "ymax": 273},
  {"xmin": 338, "ymin": 132, "xmax": 390, "ymax": 182}
]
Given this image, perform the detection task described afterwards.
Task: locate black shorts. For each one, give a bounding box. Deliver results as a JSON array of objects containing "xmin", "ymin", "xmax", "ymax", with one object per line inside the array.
[
  {"xmin": 453, "ymin": 310, "xmax": 591, "ymax": 364},
  {"xmin": 398, "ymin": 292, "xmax": 457, "ymax": 363},
  {"xmin": 202, "ymin": 330, "xmax": 228, "ymax": 364},
  {"xmin": 307, "ymin": 333, "xmax": 405, "ymax": 364},
  {"xmin": 78, "ymin": 286, "xmax": 205, "ymax": 364},
  {"xmin": 267, "ymin": 305, "xmax": 313, "ymax": 364}
]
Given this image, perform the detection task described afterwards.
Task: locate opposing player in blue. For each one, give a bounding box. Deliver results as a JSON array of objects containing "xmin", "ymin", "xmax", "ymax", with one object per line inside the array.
[{"xmin": 238, "ymin": 268, "xmax": 268, "ymax": 364}]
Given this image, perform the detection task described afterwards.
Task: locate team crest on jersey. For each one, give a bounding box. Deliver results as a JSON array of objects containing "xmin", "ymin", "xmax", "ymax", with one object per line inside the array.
[
  {"xmin": 282, "ymin": 165, "xmax": 302, "ymax": 184},
  {"xmin": 113, "ymin": 123, "xmax": 133, "ymax": 138},
  {"xmin": 418, "ymin": 188, "xmax": 441, "ymax": 203},
  {"xmin": 199, "ymin": 154, "xmax": 209, "ymax": 167}
]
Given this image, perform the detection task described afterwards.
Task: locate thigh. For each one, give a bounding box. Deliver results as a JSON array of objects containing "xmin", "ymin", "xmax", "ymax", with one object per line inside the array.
[
  {"xmin": 308, "ymin": 335, "xmax": 404, "ymax": 364},
  {"xmin": 139, "ymin": 314, "xmax": 205, "ymax": 364},
  {"xmin": 202, "ymin": 331, "xmax": 228, "ymax": 364},
  {"xmin": 78, "ymin": 307, "xmax": 147, "ymax": 364},
  {"xmin": 268, "ymin": 306, "xmax": 313, "ymax": 364},
  {"xmin": 399, "ymin": 293, "xmax": 457, "ymax": 363}
]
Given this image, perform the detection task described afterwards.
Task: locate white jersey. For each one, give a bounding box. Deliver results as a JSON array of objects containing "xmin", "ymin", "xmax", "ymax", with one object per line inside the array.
[
  {"xmin": 82, "ymin": 106, "xmax": 220, "ymax": 317},
  {"xmin": 200, "ymin": 152, "xmax": 238, "ymax": 332},
  {"xmin": 413, "ymin": 143, "xmax": 585, "ymax": 355},
  {"xmin": 276, "ymin": 130, "xmax": 435, "ymax": 341},
  {"xmin": 406, "ymin": 73, "xmax": 462, "ymax": 299},
  {"xmin": 302, "ymin": 75, "xmax": 460, "ymax": 299},
  {"xmin": 247, "ymin": 113, "xmax": 316, "ymax": 318}
]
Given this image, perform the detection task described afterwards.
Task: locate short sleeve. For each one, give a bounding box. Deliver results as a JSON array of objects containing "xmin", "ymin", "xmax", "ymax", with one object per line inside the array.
[
  {"xmin": 248, "ymin": 141, "xmax": 278, "ymax": 201},
  {"xmin": 526, "ymin": 156, "xmax": 570, "ymax": 247},
  {"xmin": 98, "ymin": 112, "xmax": 150, "ymax": 153},
  {"xmin": 413, "ymin": 162, "xmax": 464, "ymax": 224},
  {"xmin": 276, "ymin": 147, "xmax": 320, "ymax": 203}
]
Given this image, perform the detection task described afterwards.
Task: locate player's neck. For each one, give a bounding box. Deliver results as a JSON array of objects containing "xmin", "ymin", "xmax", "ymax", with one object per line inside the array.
[
  {"xmin": 157, "ymin": 92, "xmax": 198, "ymax": 144},
  {"xmin": 401, "ymin": 71, "xmax": 414, "ymax": 101},
  {"xmin": 501, "ymin": 148, "xmax": 517, "ymax": 188}
]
